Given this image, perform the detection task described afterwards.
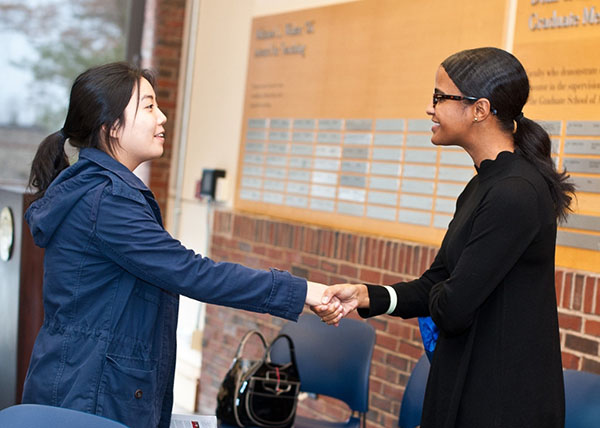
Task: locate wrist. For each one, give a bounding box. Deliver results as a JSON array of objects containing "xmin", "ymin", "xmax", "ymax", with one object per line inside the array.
[
  {"xmin": 305, "ymin": 281, "xmax": 326, "ymax": 306},
  {"xmin": 358, "ymin": 284, "xmax": 370, "ymax": 308}
]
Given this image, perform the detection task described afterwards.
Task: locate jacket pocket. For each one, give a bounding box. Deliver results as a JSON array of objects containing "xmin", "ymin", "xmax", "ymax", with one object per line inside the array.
[{"xmin": 97, "ymin": 354, "xmax": 158, "ymax": 427}]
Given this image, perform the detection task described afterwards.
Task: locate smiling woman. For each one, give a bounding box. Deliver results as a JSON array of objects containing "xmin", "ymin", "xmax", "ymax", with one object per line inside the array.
[{"xmin": 22, "ymin": 62, "xmax": 339, "ymax": 428}]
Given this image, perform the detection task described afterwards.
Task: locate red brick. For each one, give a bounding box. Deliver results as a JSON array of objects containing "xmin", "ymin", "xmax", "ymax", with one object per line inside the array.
[
  {"xmin": 582, "ymin": 358, "xmax": 600, "ymax": 375},
  {"xmin": 563, "ymin": 273, "xmax": 573, "ymax": 309},
  {"xmin": 340, "ymin": 263, "xmax": 358, "ymax": 278},
  {"xmin": 320, "ymin": 260, "xmax": 338, "ymax": 273},
  {"xmin": 398, "ymin": 341, "xmax": 425, "ymax": 360},
  {"xmin": 573, "ymin": 274, "xmax": 585, "ymax": 311},
  {"xmin": 565, "ymin": 334, "xmax": 599, "ymax": 355},
  {"xmin": 359, "ymin": 268, "xmax": 382, "ymax": 284},
  {"xmin": 308, "ymin": 270, "xmax": 328, "ymax": 284},
  {"xmin": 367, "ymin": 317, "xmax": 388, "ymax": 332},
  {"xmin": 555, "ymin": 270, "xmax": 564, "ymax": 306},
  {"xmin": 558, "ymin": 313, "xmax": 582, "ymax": 331},
  {"xmin": 301, "ymin": 255, "xmax": 319, "ymax": 268},
  {"xmin": 376, "ymin": 333, "xmax": 399, "ymax": 350},
  {"xmin": 585, "ymin": 319, "xmax": 600, "ymax": 336},
  {"xmin": 584, "ymin": 276, "xmax": 595, "ymax": 314},
  {"xmin": 387, "ymin": 322, "xmax": 415, "ymax": 340}
]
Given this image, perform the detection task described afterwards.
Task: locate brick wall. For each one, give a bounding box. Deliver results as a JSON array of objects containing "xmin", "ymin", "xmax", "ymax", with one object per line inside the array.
[
  {"xmin": 143, "ymin": 0, "xmax": 187, "ymax": 216},
  {"xmin": 199, "ymin": 209, "xmax": 600, "ymax": 428}
]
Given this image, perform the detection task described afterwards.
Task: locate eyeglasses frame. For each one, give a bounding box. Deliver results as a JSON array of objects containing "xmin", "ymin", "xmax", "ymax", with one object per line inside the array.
[{"xmin": 432, "ymin": 93, "xmax": 498, "ymax": 115}]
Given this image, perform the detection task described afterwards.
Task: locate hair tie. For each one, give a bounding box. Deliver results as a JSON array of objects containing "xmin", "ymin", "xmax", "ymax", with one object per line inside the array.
[{"xmin": 514, "ymin": 112, "xmax": 524, "ymax": 121}]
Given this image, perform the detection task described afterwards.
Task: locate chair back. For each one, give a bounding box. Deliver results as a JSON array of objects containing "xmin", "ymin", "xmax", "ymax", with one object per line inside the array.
[
  {"xmin": 398, "ymin": 354, "xmax": 430, "ymax": 428},
  {"xmin": 564, "ymin": 369, "xmax": 600, "ymax": 428},
  {"xmin": 270, "ymin": 313, "xmax": 375, "ymax": 413},
  {"xmin": 0, "ymin": 404, "xmax": 128, "ymax": 427}
]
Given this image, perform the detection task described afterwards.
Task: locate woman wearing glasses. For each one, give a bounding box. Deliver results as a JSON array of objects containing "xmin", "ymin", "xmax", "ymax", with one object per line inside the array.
[{"xmin": 313, "ymin": 47, "xmax": 574, "ymax": 427}]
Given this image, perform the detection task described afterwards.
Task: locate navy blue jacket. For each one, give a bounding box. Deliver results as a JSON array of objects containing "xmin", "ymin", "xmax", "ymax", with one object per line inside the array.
[{"xmin": 22, "ymin": 148, "xmax": 307, "ymax": 427}]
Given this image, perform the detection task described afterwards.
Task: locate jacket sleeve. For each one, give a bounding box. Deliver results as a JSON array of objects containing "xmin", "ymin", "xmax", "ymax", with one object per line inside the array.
[
  {"xmin": 92, "ymin": 188, "xmax": 307, "ymax": 321},
  {"xmin": 427, "ymin": 177, "xmax": 541, "ymax": 336}
]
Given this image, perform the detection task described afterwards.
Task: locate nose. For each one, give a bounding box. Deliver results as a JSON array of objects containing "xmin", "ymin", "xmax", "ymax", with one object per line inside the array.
[
  {"xmin": 157, "ymin": 106, "xmax": 167, "ymax": 125},
  {"xmin": 425, "ymin": 101, "xmax": 435, "ymax": 117}
]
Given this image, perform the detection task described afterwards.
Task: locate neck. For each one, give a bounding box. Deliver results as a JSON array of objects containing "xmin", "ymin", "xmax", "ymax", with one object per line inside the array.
[{"xmin": 463, "ymin": 127, "xmax": 515, "ymax": 168}]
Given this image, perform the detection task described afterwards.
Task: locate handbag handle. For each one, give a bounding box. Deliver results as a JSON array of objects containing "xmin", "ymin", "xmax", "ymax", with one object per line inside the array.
[
  {"xmin": 266, "ymin": 334, "xmax": 298, "ymax": 369},
  {"xmin": 234, "ymin": 329, "xmax": 267, "ymax": 361}
]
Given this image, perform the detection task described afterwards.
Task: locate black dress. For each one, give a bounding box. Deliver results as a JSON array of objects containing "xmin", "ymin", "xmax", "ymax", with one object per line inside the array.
[{"xmin": 360, "ymin": 151, "xmax": 565, "ymax": 428}]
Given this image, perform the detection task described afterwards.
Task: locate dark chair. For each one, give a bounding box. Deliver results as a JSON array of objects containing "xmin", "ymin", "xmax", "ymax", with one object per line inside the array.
[
  {"xmin": 564, "ymin": 369, "xmax": 600, "ymax": 428},
  {"xmin": 0, "ymin": 403, "xmax": 128, "ymax": 427},
  {"xmin": 269, "ymin": 313, "xmax": 376, "ymax": 428},
  {"xmin": 398, "ymin": 354, "xmax": 430, "ymax": 428}
]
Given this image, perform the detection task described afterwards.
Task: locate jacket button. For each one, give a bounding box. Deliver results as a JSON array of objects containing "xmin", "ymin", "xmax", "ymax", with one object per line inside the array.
[{"xmin": 134, "ymin": 389, "xmax": 143, "ymax": 399}]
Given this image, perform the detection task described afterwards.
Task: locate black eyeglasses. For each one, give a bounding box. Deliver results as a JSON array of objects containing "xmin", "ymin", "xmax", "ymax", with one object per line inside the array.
[{"xmin": 432, "ymin": 93, "xmax": 478, "ymax": 106}]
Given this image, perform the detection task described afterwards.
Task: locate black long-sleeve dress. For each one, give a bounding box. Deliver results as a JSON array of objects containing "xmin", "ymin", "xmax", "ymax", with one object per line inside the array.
[{"xmin": 360, "ymin": 151, "xmax": 564, "ymax": 428}]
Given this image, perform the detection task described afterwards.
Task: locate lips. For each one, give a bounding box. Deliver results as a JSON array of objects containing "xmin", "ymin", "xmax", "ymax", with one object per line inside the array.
[{"xmin": 154, "ymin": 132, "xmax": 165, "ymax": 138}]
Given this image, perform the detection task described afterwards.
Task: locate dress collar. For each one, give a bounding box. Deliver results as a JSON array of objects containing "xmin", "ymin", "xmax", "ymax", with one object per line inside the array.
[{"xmin": 475, "ymin": 151, "xmax": 517, "ymax": 178}]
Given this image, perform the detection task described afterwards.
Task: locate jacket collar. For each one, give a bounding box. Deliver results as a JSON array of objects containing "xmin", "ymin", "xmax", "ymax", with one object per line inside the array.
[{"xmin": 79, "ymin": 148, "xmax": 150, "ymax": 192}]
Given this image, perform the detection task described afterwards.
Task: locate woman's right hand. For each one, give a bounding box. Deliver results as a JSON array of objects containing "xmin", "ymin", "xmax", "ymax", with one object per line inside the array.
[{"xmin": 310, "ymin": 283, "xmax": 369, "ymax": 325}]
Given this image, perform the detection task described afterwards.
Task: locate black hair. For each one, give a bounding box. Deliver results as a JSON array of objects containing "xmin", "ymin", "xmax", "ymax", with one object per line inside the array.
[
  {"xmin": 28, "ymin": 62, "xmax": 155, "ymax": 200},
  {"xmin": 442, "ymin": 47, "xmax": 575, "ymax": 221}
]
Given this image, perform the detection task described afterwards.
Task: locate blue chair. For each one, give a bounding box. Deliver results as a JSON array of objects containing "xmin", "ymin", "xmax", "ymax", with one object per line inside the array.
[
  {"xmin": 0, "ymin": 403, "xmax": 128, "ymax": 427},
  {"xmin": 398, "ymin": 354, "xmax": 430, "ymax": 428},
  {"xmin": 270, "ymin": 314, "xmax": 376, "ymax": 428},
  {"xmin": 564, "ymin": 369, "xmax": 600, "ymax": 428}
]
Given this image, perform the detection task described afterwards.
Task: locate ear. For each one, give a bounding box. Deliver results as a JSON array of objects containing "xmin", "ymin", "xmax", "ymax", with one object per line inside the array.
[
  {"xmin": 106, "ymin": 121, "xmax": 121, "ymax": 140},
  {"xmin": 472, "ymin": 98, "xmax": 493, "ymax": 122}
]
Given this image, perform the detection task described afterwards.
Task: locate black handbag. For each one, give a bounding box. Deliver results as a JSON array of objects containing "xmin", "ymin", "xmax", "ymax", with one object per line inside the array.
[{"xmin": 216, "ymin": 330, "xmax": 300, "ymax": 428}]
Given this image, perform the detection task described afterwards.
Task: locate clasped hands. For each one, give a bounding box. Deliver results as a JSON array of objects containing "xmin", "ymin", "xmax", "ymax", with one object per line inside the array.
[{"xmin": 306, "ymin": 282, "xmax": 369, "ymax": 326}]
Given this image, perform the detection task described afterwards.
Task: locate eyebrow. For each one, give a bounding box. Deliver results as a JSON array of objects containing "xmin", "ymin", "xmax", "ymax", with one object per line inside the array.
[
  {"xmin": 141, "ymin": 94, "xmax": 155, "ymax": 102},
  {"xmin": 433, "ymin": 88, "xmax": 446, "ymax": 95}
]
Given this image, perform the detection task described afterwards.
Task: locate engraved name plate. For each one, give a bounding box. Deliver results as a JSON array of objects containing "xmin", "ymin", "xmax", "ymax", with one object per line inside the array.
[
  {"xmin": 407, "ymin": 119, "xmax": 432, "ymax": 132},
  {"xmin": 375, "ymin": 119, "xmax": 404, "ymax": 132},
  {"xmin": 366, "ymin": 206, "xmax": 396, "ymax": 221},
  {"xmin": 314, "ymin": 159, "xmax": 340, "ymax": 171},
  {"xmin": 342, "ymin": 147, "xmax": 369, "ymax": 159},
  {"xmin": 402, "ymin": 179, "xmax": 434, "ymax": 195},
  {"xmin": 571, "ymin": 176, "xmax": 600, "ymax": 193},
  {"xmin": 440, "ymin": 150, "xmax": 472, "ymax": 166},
  {"xmin": 564, "ymin": 139, "xmax": 600, "ymax": 155},
  {"xmin": 371, "ymin": 162, "xmax": 400, "ymax": 176},
  {"xmin": 315, "ymin": 145, "xmax": 342, "ymax": 158},
  {"xmin": 293, "ymin": 132, "xmax": 315, "ymax": 142},
  {"xmin": 368, "ymin": 191, "xmax": 397, "ymax": 206},
  {"xmin": 293, "ymin": 119, "xmax": 315, "ymax": 129},
  {"xmin": 243, "ymin": 165, "xmax": 263, "ymax": 176},
  {"xmin": 438, "ymin": 167, "xmax": 473, "ymax": 182},
  {"xmin": 398, "ymin": 209, "xmax": 431, "ymax": 226},
  {"xmin": 403, "ymin": 164, "xmax": 436, "ymax": 179},
  {"xmin": 289, "ymin": 157, "xmax": 312, "ymax": 169},
  {"xmin": 290, "ymin": 143, "xmax": 313, "ymax": 155},
  {"xmin": 241, "ymin": 177, "xmax": 262, "ymax": 188},
  {"xmin": 400, "ymin": 195, "xmax": 433, "ymax": 210},
  {"xmin": 338, "ymin": 202, "xmax": 364, "ymax": 216},
  {"xmin": 370, "ymin": 177, "xmax": 399, "ymax": 191},
  {"xmin": 538, "ymin": 120, "xmax": 562, "ymax": 136},
  {"xmin": 310, "ymin": 198, "xmax": 335, "ymax": 212},
  {"xmin": 374, "ymin": 133, "xmax": 403, "ymax": 146},
  {"xmin": 263, "ymin": 192, "xmax": 284, "ymax": 204},
  {"xmin": 312, "ymin": 171, "xmax": 338, "ymax": 185},
  {"xmin": 311, "ymin": 184, "xmax": 336, "ymax": 198},
  {"xmin": 285, "ymin": 195, "xmax": 308, "ymax": 208},
  {"xmin": 287, "ymin": 182, "xmax": 310, "ymax": 195},
  {"xmin": 247, "ymin": 130, "xmax": 267, "ymax": 140},
  {"xmin": 435, "ymin": 198, "xmax": 456, "ymax": 213},
  {"xmin": 264, "ymin": 180, "xmax": 285, "ymax": 191},
  {"xmin": 319, "ymin": 119, "xmax": 343, "ymax": 130},
  {"xmin": 266, "ymin": 155, "xmax": 286, "ymax": 166},
  {"xmin": 268, "ymin": 143, "xmax": 288, "ymax": 153},
  {"xmin": 317, "ymin": 132, "xmax": 342, "ymax": 143},
  {"xmin": 248, "ymin": 118, "xmax": 267, "ymax": 128},
  {"xmin": 437, "ymin": 182, "xmax": 464, "ymax": 198},
  {"xmin": 372, "ymin": 148, "xmax": 402, "ymax": 161},
  {"xmin": 406, "ymin": 134, "xmax": 432, "ymax": 148},
  {"xmin": 345, "ymin": 119, "xmax": 373, "ymax": 131},
  {"xmin": 563, "ymin": 158, "xmax": 600, "ymax": 174},
  {"xmin": 341, "ymin": 161, "xmax": 369, "ymax": 173},
  {"xmin": 344, "ymin": 133, "xmax": 372, "ymax": 145},
  {"xmin": 239, "ymin": 189, "xmax": 261, "ymax": 201},
  {"xmin": 340, "ymin": 175, "xmax": 367, "ymax": 187},
  {"xmin": 405, "ymin": 150, "xmax": 437, "ymax": 164},
  {"xmin": 434, "ymin": 214, "xmax": 452, "ymax": 229},
  {"xmin": 338, "ymin": 187, "xmax": 366, "ymax": 202},
  {"xmin": 269, "ymin": 131, "xmax": 289, "ymax": 141},
  {"xmin": 246, "ymin": 142, "xmax": 265, "ymax": 152},
  {"xmin": 288, "ymin": 170, "xmax": 311, "ymax": 181},
  {"xmin": 557, "ymin": 230, "xmax": 600, "ymax": 251},
  {"xmin": 566, "ymin": 121, "xmax": 600, "ymax": 136},
  {"xmin": 270, "ymin": 118, "xmax": 291, "ymax": 129},
  {"xmin": 564, "ymin": 214, "xmax": 600, "ymax": 232}
]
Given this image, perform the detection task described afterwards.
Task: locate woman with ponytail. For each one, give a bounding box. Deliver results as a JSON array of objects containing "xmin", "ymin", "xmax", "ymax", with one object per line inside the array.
[
  {"xmin": 313, "ymin": 47, "xmax": 574, "ymax": 427},
  {"xmin": 23, "ymin": 63, "xmax": 338, "ymax": 428}
]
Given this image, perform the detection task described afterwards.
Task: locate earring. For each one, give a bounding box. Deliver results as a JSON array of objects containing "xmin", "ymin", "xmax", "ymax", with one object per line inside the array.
[{"xmin": 474, "ymin": 117, "xmax": 478, "ymax": 122}]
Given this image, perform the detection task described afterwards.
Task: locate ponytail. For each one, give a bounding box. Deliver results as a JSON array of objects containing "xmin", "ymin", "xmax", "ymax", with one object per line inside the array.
[
  {"xmin": 29, "ymin": 129, "xmax": 70, "ymax": 201},
  {"xmin": 513, "ymin": 117, "xmax": 575, "ymax": 222}
]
